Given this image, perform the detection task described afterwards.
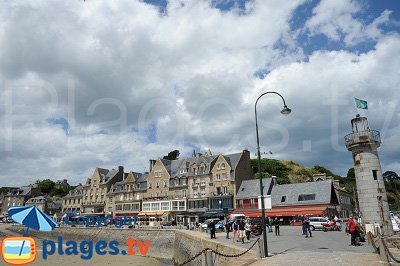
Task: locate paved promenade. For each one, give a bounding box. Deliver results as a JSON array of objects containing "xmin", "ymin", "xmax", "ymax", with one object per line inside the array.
[{"xmin": 196, "ymin": 226, "xmax": 386, "ymax": 265}]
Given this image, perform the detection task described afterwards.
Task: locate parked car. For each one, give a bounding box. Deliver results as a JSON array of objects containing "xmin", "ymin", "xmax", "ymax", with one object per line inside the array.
[
  {"xmin": 309, "ymin": 217, "xmax": 330, "ymax": 231},
  {"xmin": 214, "ymin": 220, "xmax": 225, "ymax": 231},
  {"xmin": 200, "ymin": 219, "xmax": 220, "ymax": 230},
  {"xmin": 392, "ymin": 218, "xmax": 399, "ymax": 232}
]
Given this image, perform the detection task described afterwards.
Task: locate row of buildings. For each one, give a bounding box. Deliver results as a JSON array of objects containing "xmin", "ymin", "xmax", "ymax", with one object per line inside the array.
[{"xmin": 61, "ymin": 149, "xmax": 354, "ymax": 226}]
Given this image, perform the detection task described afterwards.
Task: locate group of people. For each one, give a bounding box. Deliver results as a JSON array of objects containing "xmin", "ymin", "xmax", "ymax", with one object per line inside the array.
[
  {"xmin": 223, "ymin": 219, "xmax": 251, "ymax": 243},
  {"xmin": 346, "ymin": 215, "xmax": 365, "ymax": 246},
  {"xmin": 300, "ymin": 215, "xmax": 312, "ymax": 238}
]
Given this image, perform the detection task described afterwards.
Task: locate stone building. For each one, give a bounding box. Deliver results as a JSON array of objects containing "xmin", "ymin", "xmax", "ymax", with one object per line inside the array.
[
  {"xmin": 62, "ymin": 185, "xmax": 83, "ymax": 215},
  {"xmin": 106, "ymin": 172, "xmax": 147, "ymax": 218},
  {"xmin": 81, "ymin": 166, "xmax": 125, "ymax": 216},
  {"xmin": 141, "ymin": 149, "xmax": 253, "ymax": 225},
  {"xmin": 1, "ymin": 186, "xmax": 41, "ymax": 215}
]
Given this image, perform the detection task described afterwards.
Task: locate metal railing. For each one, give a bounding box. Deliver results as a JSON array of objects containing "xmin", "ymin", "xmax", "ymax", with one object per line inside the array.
[{"xmin": 344, "ymin": 130, "xmax": 380, "ymax": 147}]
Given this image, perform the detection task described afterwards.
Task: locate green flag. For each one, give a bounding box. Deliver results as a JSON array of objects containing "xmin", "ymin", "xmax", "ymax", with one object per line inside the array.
[{"xmin": 355, "ymin": 98, "xmax": 368, "ymax": 109}]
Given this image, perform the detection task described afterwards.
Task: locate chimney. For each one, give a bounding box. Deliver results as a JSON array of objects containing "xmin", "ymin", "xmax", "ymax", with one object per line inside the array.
[
  {"xmin": 333, "ymin": 179, "xmax": 340, "ymax": 188},
  {"xmin": 149, "ymin": 160, "xmax": 156, "ymax": 172},
  {"xmin": 271, "ymin": 175, "xmax": 277, "ymax": 185}
]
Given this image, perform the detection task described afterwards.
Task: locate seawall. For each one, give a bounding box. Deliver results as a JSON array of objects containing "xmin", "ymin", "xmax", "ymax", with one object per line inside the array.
[{"xmin": 6, "ymin": 225, "xmax": 258, "ymax": 265}]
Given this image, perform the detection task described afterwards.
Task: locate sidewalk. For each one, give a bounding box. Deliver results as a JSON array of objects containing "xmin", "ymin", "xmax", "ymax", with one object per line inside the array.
[{"xmin": 196, "ymin": 227, "xmax": 385, "ymax": 265}]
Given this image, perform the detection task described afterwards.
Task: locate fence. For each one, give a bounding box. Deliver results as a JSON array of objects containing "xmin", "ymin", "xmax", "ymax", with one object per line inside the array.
[{"xmin": 368, "ymin": 231, "xmax": 400, "ymax": 265}]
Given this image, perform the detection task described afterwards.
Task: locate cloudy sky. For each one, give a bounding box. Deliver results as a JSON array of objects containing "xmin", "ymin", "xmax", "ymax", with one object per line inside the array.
[{"xmin": 1, "ymin": 0, "xmax": 399, "ymax": 186}]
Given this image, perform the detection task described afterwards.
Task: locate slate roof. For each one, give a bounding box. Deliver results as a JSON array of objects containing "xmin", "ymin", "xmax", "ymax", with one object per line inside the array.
[
  {"xmin": 6, "ymin": 186, "xmax": 33, "ymax": 197},
  {"xmin": 235, "ymin": 178, "xmax": 273, "ymax": 199},
  {"xmin": 159, "ymin": 151, "xmax": 244, "ymax": 178},
  {"xmin": 271, "ymin": 180, "xmax": 337, "ymax": 207}
]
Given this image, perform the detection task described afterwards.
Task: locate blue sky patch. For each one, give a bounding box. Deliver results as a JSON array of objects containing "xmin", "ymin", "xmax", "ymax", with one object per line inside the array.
[{"xmin": 47, "ymin": 118, "xmax": 69, "ymax": 134}]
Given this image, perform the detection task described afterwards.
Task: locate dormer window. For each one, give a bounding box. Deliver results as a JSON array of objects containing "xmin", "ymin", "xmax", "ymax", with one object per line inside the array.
[{"xmin": 281, "ymin": 196, "xmax": 286, "ymax": 202}]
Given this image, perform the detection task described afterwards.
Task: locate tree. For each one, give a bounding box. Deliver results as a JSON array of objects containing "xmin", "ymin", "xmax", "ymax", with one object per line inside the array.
[
  {"xmin": 383, "ymin": 171, "xmax": 399, "ymax": 181},
  {"xmin": 163, "ymin": 150, "xmax": 180, "ymax": 160},
  {"xmin": 346, "ymin": 168, "xmax": 355, "ymax": 179},
  {"xmin": 37, "ymin": 179, "xmax": 55, "ymax": 194},
  {"xmin": 313, "ymin": 165, "xmax": 335, "ymax": 177}
]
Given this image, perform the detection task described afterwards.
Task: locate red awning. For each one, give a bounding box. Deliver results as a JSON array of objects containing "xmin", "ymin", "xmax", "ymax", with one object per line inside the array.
[{"xmin": 232, "ymin": 205, "xmax": 328, "ymax": 218}]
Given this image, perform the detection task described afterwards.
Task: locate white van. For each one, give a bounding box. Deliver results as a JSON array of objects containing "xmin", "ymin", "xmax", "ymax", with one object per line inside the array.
[{"xmin": 229, "ymin": 213, "xmax": 246, "ymax": 221}]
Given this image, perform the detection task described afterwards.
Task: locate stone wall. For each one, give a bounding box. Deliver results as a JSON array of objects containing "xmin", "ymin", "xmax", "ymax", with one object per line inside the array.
[
  {"xmin": 8, "ymin": 225, "xmax": 175, "ymax": 262},
  {"xmin": 7, "ymin": 226, "xmax": 257, "ymax": 265},
  {"xmin": 174, "ymin": 230, "xmax": 257, "ymax": 266}
]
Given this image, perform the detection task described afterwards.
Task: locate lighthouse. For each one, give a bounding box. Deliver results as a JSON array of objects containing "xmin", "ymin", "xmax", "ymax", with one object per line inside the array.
[{"xmin": 345, "ymin": 115, "xmax": 393, "ymax": 235}]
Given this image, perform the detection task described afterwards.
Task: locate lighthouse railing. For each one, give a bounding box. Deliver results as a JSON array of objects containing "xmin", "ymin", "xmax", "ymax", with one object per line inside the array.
[{"xmin": 345, "ymin": 130, "xmax": 381, "ymax": 147}]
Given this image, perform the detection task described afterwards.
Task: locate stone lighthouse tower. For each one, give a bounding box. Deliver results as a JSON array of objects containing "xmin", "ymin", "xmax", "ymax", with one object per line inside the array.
[{"xmin": 345, "ymin": 115, "xmax": 393, "ymax": 235}]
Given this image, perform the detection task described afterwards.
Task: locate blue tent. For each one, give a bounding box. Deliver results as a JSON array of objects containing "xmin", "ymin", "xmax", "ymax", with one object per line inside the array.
[{"xmin": 8, "ymin": 206, "xmax": 57, "ymax": 232}]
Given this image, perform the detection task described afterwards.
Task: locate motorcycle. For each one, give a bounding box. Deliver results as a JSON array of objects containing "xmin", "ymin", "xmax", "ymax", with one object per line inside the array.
[
  {"xmin": 250, "ymin": 224, "xmax": 263, "ymax": 237},
  {"xmin": 322, "ymin": 221, "xmax": 341, "ymax": 232}
]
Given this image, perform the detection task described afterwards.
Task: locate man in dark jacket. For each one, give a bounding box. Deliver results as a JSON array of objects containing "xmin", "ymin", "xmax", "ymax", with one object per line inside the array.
[
  {"xmin": 225, "ymin": 221, "xmax": 232, "ymax": 239},
  {"xmin": 238, "ymin": 219, "xmax": 246, "ymax": 243},
  {"xmin": 209, "ymin": 220, "xmax": 216, "ymax": 239}
]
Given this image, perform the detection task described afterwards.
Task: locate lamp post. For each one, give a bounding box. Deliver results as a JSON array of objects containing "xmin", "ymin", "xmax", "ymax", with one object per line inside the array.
[{"xmin": 255, "ymin": 91, "xmax": 291, "ymax": 258}]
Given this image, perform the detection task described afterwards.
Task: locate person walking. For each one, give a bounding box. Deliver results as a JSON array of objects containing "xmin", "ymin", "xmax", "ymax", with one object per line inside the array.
[
  {"xmin": 245, "ymin": 220, "xmax": 252, "ymax": 241},
  {"xmin": 238, "ymin": 218, "xmax": 246, "ymax": 243},
  {"xmin": 347, "ymin": 216, "xmax": 357, "ymax": 246},
  {"xmin": 304, "ymin": 216, "xmax": 312, "ymax": 238},
  {"xmin": 232, "ymin": 220, "xmax": 239, "ymax": 243},
  {"xmin": 269, "ymin": 217, "xmax": 273, "ymax": 233},
  {"xmin": 274, "ymin": 218, "xmax": 280, "ymax": 236},
  {"xmin": 209, "ymin": 220, "xmax": 216, "ymax": 239},
  {"xmin": 225, "ymin": 221, "xmax": 232, "ymax": 239},
  {"xmin": 301, "ymin": 215, "xmax": 306, "ymax": 235}
]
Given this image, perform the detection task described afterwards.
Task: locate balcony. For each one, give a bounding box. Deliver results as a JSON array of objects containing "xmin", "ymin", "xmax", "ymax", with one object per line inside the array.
[{"xmin": 345, "ymin": 130, "xmax": 380, "ymax": 148}]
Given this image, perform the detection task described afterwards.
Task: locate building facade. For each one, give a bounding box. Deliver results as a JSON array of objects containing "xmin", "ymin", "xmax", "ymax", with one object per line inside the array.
[
  {"xmin": 106, "ymin": 172, "xmax": 147, "ymax": 218},
  {"xmin": 81, "ymin": 166, "xmax": 125, "ymax": 216},
  {"xmin": 62, "ymin": 185, "xmax": 83, "ymax": 215},
  {"xmin": 141, "ymin": 149, "xmax": 253, "ymax": 225},
  {"xmin": 1, "ymin": 186, "xmax": 41, "ymax": 215}
]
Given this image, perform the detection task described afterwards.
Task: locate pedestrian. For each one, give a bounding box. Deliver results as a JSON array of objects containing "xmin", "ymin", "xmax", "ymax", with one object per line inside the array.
[
  {"xmin": 209, "ymin": 220, "xmax": 216, "ymax": 239},
  {"xmin": 269, "ymin": 217, "xmax": 273, "ymax": 233},
  {"xmin": 245, "ymin": 220, "xmax": 252, "ymax": 241},
  {"xmin": 232, "ymin": 220, "xmax": 239, "ymax": 243},
  {"xmin": 274, "ymin": 218, "xmax": 280, "ymax": 236},
  {"xmin": 301, "ymin": 215, "xmax": 306, "ymax": 235},
  {"xmin": 225, "ymin": 221, "xmax": 232, "ymax": 239},
  {"xmin": 347, "ymin": 215, "xmax": 357, "ymax": 246},
  {"xmin": 304, "ymin": 216, "xmax": 312, "ymax": 238},
  {"xmin": 238, "ymin": 218, "xmax": 246, "ymax": 243}
]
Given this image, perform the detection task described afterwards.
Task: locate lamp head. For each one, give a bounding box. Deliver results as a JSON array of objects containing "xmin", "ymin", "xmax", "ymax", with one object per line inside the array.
[{"xmin": 281, "ymin": 105, "xmax": 291, "ymax": 115}]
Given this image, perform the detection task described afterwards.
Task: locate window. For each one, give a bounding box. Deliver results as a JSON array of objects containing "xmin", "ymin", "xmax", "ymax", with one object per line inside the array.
[
  {"xmin": 281, "ymin": 196, "xmax": 286, "ymax": 203},
  {"xmin": 201, "ymin": 177, "xmax": 206, "ymax": 186},
  {"xmin": 156, "ymin": 182, "xmax": 159, "ymax": 188},
  {"xmin": 161, "ymin": 202, "xmax": 169, "ymax": 210},
  {"xmin": 143, "ymin": 203, "xmax": 150, "ymax": 211},
  {"xmin": 201, "ymin": 188, "xmax": 206, "ymax": 196},
  {"xmin": 222, "ymin": 173, "xmax": 227, "ymax": 180},
  {"xmin": 183, "ymin": 190, "xmax": 187, "ymax": 197},
  {"xmin": 156, "ymin": 192, "xmax": 159, "ymax": 197},
  {"xmin": 223, "ymin": 187, "xmax": 228, "ymax": 194},
  {"xmin": 216, "ymin": 174, "xmax": 221, "ymax": 181},
  {"xmin": 298, "ymin": 194, "xmax": 316, "ymax": 201},
  {"xmin": 151, "ymin": 202, "xmax": 159, "ymax": 210},
  {"xmin": 221, "ymin": 163, "xmax": 225, "ymax": 169},
  {"xmin": 155, "ymin": 171, "xmax": 162, "ymax": 177},
  {"xmin": 116, "ymin": 204, "xmax": 123, "ymax": 211},
  {"xmin": 238, "ymin": 200, "xmax": 243, "ymax": 208},
  {"xmin": 193, "ymin": 189, "xmax": 198, "ymax": 196},
  {"xmin": 373, "ymin": 170, "xmax": 378, "ymax": 180},
  {"xmin": 164, "ymin": 191, "xmax": 168, "ymax": 197},
  {"xmin": 148, "ymin": 182, "xmax": 152, "ymax": 189},
  {"xmin": 217, "ymin": 163, "xmax": 220, "ymax": 169},
  {"xmin": 241, "ymin": 187, "xmax": 245, "ymax": 191}
]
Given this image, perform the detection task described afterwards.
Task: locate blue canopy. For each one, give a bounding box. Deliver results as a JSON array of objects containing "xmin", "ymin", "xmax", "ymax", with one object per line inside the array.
[{"xmin": 8, "ymin": 206, "xmax": 57, "ymax": 232}]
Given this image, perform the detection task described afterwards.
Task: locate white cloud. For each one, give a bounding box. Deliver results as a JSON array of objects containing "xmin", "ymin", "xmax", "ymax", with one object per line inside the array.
[{"xmin": 304, "ymin": 0, "xmax": 392, "ymax": 46}]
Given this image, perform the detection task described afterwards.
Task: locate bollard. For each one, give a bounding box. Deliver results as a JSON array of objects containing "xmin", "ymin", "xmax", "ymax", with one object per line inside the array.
[
  {"xmin": 202, "ymin": 251, "xmax": 206, "ymax": 266},
  {"xmin": 258, "ymin": 237, "xmax": 265, "ymax": 258},
  {"xmin": 379, "ymin": 239, "xmax": 389, "ymax": 263},
  {"xmin": 206, "ymin": 249, "xmax": 213, "ymax": 266}
]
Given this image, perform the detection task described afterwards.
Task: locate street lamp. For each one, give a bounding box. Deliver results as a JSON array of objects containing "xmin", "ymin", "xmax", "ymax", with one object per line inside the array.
[{"xmin": 255, "ymin": 91, "xmax": 291, "ymax": 258}]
